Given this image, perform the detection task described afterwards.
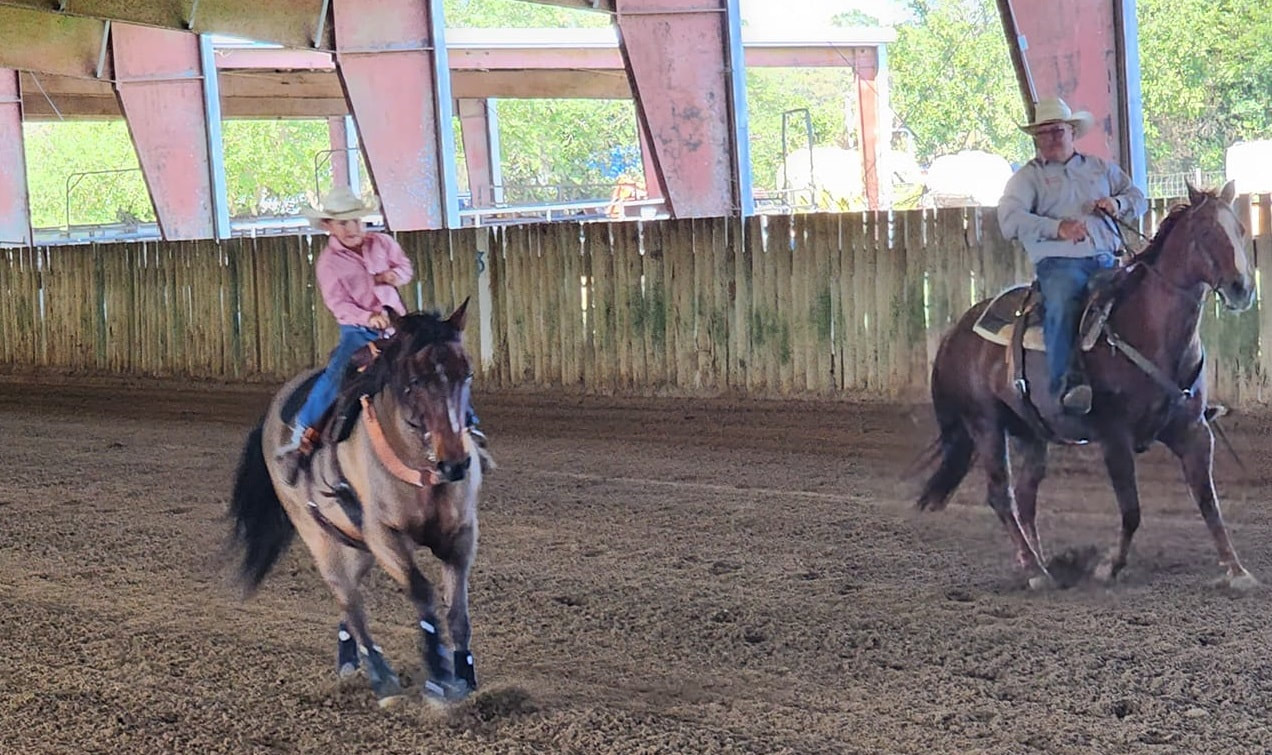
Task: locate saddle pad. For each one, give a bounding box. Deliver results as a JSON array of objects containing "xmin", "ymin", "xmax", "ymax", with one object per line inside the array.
[
  {"xmin": 972, "ymin": 286, "xmax": 1046, "ymax": 350},
  {"xmin": 972, "ymin": 285, "xmax": 1107, "ymax": 353}
]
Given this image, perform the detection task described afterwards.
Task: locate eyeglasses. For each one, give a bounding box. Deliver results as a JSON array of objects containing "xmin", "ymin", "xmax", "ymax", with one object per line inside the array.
[{"xmin": 1033, "ymin": 126, "xmax": 1070, "ymax": 139}]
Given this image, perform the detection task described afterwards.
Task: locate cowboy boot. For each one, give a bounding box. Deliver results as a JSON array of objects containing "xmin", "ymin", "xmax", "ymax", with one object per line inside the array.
[
  {"xmin": 469, "ymin": 427, "xmax": 495, "ymax": 473},
  {"xmin": 279, "ymin": 426, "xmax": 322, "ymax": 486},
  {"xmin": 1060, "ymin": 371, "xmax": 1093, "ymax": 415}
]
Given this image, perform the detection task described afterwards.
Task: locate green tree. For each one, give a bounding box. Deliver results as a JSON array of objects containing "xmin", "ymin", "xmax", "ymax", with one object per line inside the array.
[
  {"xmin": 745, "ymin": 69, "xmax": 859, "ymax": 191},
  {"xmin": 23, "ymin": 121, "xmax": 154, "ymax": 229},
  {"xmin": 886, "ymin": 0, "xmax": 1031, "ymax": 165},
  {"xmin": 493, "ymin": 99, "xmax": 640, "ymax": 199},
  {"xmin": 1137, "ymin": 0, "xmax": 1272, "ymax": 173},
  {"xmin": 221, "ymin": 120, "xmax": 356, "ymax": 217}
]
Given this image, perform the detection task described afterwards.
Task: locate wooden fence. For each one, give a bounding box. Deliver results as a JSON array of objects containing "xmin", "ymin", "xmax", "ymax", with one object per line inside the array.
[{"xmin": 1, "ymin": 195, "xmax": 1270, "ymax": 406}]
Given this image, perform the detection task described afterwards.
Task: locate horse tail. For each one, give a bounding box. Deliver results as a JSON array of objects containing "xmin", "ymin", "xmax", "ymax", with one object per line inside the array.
[
  {"xmin": 916, "ymin": 383, "xmax": 975, "ymax": 512},
  {"xmin": 229, "ymin": 421, "xmax": 294, "ymax": 594}
]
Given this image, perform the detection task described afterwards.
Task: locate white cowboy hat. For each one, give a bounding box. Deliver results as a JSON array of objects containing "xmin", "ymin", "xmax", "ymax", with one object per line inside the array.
[
  {"xmin": 1018, "ymin": 97, "xmax": 1094, "ymax": 139},
  {"xmin": 301, "ymin": 185, "xmax": 380, "ymax": 224}
]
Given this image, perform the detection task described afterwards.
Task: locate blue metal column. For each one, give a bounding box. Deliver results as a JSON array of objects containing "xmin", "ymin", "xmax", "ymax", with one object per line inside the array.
[
  {"xmin": 486, "ymin": 99, "xmax": 504, "ymax": 206},
  {"xmin": 343, "ymin": 114, "xmax": 360, "ymax": 193},
  {"xmin": 1116, "ymin": 0, "xmax": 1147, "ymax": 193},
  {"xmin": 429, "ymin": 0, "xmax": 459, "ymax": 228},
  {"xmin": 198, "ymin": 34, "xmax": 230, "ymax": 240},
  {"xmin": 724, "ymin": 0, "xmax": 753, "ymax": 216}
]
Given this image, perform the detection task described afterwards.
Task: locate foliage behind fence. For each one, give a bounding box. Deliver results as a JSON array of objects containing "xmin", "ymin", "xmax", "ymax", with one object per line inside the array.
[{"xmin": 2, "ymin": 195, "xmax": 1270, "ymax": 406}]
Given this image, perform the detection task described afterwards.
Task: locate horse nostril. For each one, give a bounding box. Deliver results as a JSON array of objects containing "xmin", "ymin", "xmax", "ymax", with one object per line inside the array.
[{"xmin": 437, "ymin": 457, "xmax": 470, "ymax": 482}]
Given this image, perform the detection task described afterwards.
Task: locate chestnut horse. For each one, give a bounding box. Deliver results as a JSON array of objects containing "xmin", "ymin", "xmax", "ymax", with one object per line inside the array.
[
  {"xmin": 917, "ymin": 181, "xmax": 1256, "ymax": 589},
  {"xmin": 228, "ymin": 301, "xmax": 482, "ymax": 705}
]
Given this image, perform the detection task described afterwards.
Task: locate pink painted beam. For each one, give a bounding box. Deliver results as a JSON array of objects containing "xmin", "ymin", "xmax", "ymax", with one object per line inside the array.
[
  {"xmin": 333, "ymin": 0, "xmax": 453, "ymax": 230},
  {"xmin": 328, "ymin": 116, "xmax": 351, "ymax": 190},
  {"xmin": 617, "ymin": 0, "xmax": 743, "ymax": 217},
  {"xmin": 111, "ymin": 23, "xmax": 212, "ymax": 240},
  {"xmin": 0, "ymin": 70, "xmax": 31, "ymax": 245},
  {"xmin": 855, "ymin": 48, "xmax": 880, "ymax": 211},
  {"xmin": 1005, "ymin": 0, "xmax": 1122, "ymax": 163},
  {"xmin": 208, "ymin": 41, "xmax": 875, "ymax": 74},
  {"xmin": 457, "ymin": 98, "xmax": 496, "ymax": 208},
  {"xmin": 213, "ymin": 48, "xmax": 335, "ymax": 71}
]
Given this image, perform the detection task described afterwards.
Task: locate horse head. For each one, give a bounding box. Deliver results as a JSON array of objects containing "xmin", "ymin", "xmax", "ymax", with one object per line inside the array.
[
  {"xmin": 384, "ymin": 299, "xmax": 474, "ymax": 483},
  {"xmin": 1174, "ymin": 179, "xmax": 1254, "ymax": 311}
]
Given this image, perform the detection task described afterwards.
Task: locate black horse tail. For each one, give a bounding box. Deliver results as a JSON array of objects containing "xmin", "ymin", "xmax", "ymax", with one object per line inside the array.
[
  {"xmin": 229, "ymin": 421, "xmax": 294, "ymax": 594},
  {"xmin": 916, "ymin": 393, "xmax": 975, "ymax": 512}
]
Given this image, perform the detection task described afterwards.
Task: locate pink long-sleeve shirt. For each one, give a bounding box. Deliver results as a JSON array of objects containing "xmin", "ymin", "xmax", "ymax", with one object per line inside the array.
[{"xmin": 315, "ymin": 232, "xmax": 414, "ymax": 327}]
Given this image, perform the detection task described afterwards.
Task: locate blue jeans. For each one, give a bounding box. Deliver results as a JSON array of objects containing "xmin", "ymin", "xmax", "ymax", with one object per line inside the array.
[
  {"xmin": 296, "ymin": 324, "xmax": 380, "ymax": 430},
  {"xmin": 1035, "ymin": 254, "xmax": 1116, "ymax": 395}
]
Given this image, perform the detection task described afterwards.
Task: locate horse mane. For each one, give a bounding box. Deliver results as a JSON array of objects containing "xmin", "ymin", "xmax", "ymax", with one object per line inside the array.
[
  {"xmin": 340, "ymin": 309, "xmax": 461, "ymax": 405},
  {"xmin": 1129, "ymin": 189, "xmax": 1215, "ymax": 267}
]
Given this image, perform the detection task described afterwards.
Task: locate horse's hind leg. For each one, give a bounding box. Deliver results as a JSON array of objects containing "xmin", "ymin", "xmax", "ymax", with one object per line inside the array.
[
  {"xmin": 1012, "ymin": 434, "xmax": 1049, "ymax": 561},
  {"xmin": 973, "ymin": 419, "xmax": 1051, "ymax": 586},
  {"xmin": 1162, "ymin": 420, "xmax": 1256, "ymax": 589},
  {"xmin": 365, "ymin": 527, "xmax": 463, "ymax": 701},
  {"xmin": 1094, "ymin": 435, "xmax": 1141, "ymax": 582}
]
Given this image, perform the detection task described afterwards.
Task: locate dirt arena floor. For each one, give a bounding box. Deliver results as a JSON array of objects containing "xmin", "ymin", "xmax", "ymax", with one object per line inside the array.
[{"xmin": 3, "ymin": 375, "xmax": 1272, "ymax": 753}]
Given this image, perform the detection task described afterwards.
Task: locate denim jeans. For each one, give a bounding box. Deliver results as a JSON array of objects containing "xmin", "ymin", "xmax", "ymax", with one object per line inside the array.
[
  {"xmin": 1035, "ymin": 254, "xmax": 1116, "ymax": 395},
  {"xmin": 296, "ymin": 324, "xmax": 381, "ymax": 430}
]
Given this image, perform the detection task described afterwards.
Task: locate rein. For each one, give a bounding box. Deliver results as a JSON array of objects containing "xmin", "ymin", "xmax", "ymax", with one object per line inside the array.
[{"xmin": 360, "ymin": 395, "xmax": 440, "ymax": 488}]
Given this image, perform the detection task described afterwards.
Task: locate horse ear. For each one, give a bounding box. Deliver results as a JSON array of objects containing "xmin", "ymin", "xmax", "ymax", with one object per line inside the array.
[
  {"xmin": 446, "ymin": 296, "xmax": 470, "ymax": 332},
  {"xmin": 1185, "ymin": 178, "xmax": 1203, "ymax": 206},
  {"xmin": 384, "ymin": 306, "xmax": 402, "ymax": 330},
  {"xmin": 1219, "ymin": 178, "xmax": 1237, "ymax": 205}
]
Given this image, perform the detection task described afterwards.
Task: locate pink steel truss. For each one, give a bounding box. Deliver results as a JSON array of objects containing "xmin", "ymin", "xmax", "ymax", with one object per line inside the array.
[
  {"xmin": 854, "ymin": 48, "xmax": 881, "ymax": 211},
  {"xmin": 0, "ymin": 69, "xmax": 31, "ymax": 244},
  {"xmin": 616, "ymin": 0, "xmax": 747, "ymax": 217},
  {"xmin": 332, "ymin": 0, "xmax": 456, "ymax": 230},
  {"xmin": 111, "ymin": 23, "xmax": 213, "ymax": 240},
  {"xmin": 999, "ymin": 0, "xmax": 1124, "ymax": 164},
  {"xmin": 457, "ymin": 98, "xmax": 496, "ymax": 209}
]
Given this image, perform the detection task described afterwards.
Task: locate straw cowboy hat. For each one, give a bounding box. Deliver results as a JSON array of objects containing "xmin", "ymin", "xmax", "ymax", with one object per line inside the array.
[
  {"xmin": 1019, "ymin": 97, "xmax": 1094, "ymax": 139},
  {"xmin": 301, "ymin": 186, "xmax": 380, "ymax": 225}
]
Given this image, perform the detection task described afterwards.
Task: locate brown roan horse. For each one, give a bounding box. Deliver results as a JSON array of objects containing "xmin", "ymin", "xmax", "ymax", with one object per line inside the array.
[
  {"xmin": 917, "ymin": 181, "xmax": 1257, "ymax": 589},
  {"xmin": 228, "ymin": 300, "xmax": 482, "ymax": 705}
]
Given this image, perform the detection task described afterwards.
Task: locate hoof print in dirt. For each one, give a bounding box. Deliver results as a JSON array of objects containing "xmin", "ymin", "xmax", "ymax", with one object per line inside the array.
[
  {"xmin": 710, "ymin": 560, "xmax": 741, "ymax": 576},
  {"xmin": 1110, "ymin": 699, "xmax": 1136, "ymax": 719},
  {"xmin": 945, "ymin": 588, "xmax": 975, "ymax": 603},
  {"xmin": 743, "ymin": 628, "xmax": 767, "ymax": 644}
]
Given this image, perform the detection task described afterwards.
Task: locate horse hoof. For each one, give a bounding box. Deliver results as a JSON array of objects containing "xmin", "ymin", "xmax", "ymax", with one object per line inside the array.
[
  {"xmin": 338, "ymin": 662, "xmax": 359, "ymax": 679},
  {"xmin": 1027, "ymin": 574, "xmax": 1054, "ymax": 591},
  {"xmin": 1093, "ymin": 561, "xmax": 1116, "ymax": 584},
  {"xmin": 1228, "ymin": 572, "xmax": 1259, "ymax": 592},
  {"xmin": 377, "ymin": 694, "xmax": 407, "ymax": 709},
  {"xmin": 422, "ymin": 677, "xmax": 472, "ymax": 704}
]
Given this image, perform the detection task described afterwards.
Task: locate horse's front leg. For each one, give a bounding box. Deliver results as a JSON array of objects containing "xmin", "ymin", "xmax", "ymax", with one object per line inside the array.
[
  {"xmin": 364, "ymin": 525, "xmax": 462, "ymax": 700},
  {"xmin": 1162, "ymin": 419, "xmax": 1256, "ymax": 589},
  {"xmin": 310, "ymin": 541, "xmax": 403, "ymax": 704},
  {"xmin": 1095, "ymin": 434, "xmax": 1140, "ymax": 582},
  {"xmin": 441, "ymin": 526, "xmax": 478, "ymax": 694}
]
